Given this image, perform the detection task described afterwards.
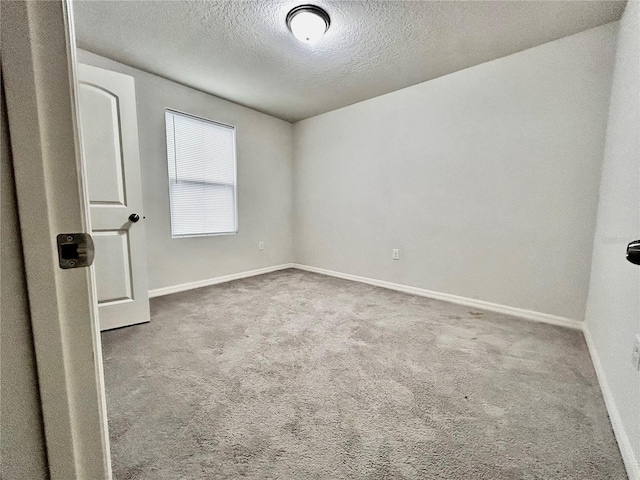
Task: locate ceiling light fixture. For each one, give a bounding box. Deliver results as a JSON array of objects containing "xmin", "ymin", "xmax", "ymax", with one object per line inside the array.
[{"xmin": 286, "ymin": 5, "xmax": 330, "ymax": 44}]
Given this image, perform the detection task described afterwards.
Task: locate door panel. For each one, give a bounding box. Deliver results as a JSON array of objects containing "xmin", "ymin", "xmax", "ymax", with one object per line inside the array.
[
  {"xmin": 79, "ymin": 84, "xmax": 126, "ymax": 205},
  {"xmin": 78, "ymin": 63, "xmax": 150, "ymax": 331},
  {"xmin": 92, "ymin": 230, "xmax": 132, "ymax": 304}
]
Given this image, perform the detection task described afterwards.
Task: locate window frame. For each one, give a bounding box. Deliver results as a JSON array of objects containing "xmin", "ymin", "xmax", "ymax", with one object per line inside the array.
[{"xmin": 164, "ymin": 108, "xmax": 239, "ymax": 238}]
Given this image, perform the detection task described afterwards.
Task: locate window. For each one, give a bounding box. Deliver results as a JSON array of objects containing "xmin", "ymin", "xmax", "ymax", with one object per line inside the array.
[{"xmin": 165, "ymin": 109, "xmax": 237, "ymax": 237}]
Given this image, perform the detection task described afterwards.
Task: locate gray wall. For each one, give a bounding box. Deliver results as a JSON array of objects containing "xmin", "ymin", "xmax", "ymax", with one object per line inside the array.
[
  {"xmin": 585, "ymin": 1, "xmax": 640, "ymax": 475},
  {"xmin": 1, "ymin": 75, "xmax": 49, "ymax": 479},
  {"xmin": 293, "ymin": 23, "xmax": 617, "ymax": 321},
  {"xmin": 78, "ymin": 50, "xmax": 294, "ymax": 291}
]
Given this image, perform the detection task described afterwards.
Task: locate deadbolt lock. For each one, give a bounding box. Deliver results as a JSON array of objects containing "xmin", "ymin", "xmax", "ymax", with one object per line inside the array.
[{"xmin": 57, "ymin": 233, "xmax": 95, "ymax": 269}]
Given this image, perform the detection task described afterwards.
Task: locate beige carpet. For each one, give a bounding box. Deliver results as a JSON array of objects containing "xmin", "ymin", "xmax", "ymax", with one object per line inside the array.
[{"xmin": 102, "ymin": 269, "xmax": 626, "ymax": 479}]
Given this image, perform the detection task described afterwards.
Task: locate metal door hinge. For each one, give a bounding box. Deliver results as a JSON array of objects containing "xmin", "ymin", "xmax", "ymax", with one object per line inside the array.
[{"xmin": 57, "ymin": 233, "xmax": 95, "ymax": 269}]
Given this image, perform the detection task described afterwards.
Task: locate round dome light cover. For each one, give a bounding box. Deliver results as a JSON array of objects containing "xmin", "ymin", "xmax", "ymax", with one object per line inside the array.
[{"xmin": 286, "ymin": 5, "xmax": 330, "ymax": 44}]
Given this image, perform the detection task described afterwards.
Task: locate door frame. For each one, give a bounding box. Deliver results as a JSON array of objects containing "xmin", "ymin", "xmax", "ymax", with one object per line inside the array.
[{"xmin": 2, "ymin": 1, "xmax": 111, "ymax": 478}]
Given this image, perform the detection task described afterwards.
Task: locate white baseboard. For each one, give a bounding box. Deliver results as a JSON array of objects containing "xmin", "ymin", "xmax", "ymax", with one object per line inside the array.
[
  {"xmin": 150, "ymin": 261, "xmax": 581, "ymax": 326},
  {"xmin": 290, "ymin": 263, "xmax": 582, "ymax": 330},
  {"xmin": 583, "ymin": 326, "xmax": 640, "ymax": 480},
  {"xmin": 148, "ymin": 263, "xmax": 295, "ymax": 298}
]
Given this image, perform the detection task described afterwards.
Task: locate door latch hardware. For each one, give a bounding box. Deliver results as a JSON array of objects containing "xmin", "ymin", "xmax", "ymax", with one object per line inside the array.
[{"xmin": 57, "ymin": 233, "xmax": 95, "ymax": 269}]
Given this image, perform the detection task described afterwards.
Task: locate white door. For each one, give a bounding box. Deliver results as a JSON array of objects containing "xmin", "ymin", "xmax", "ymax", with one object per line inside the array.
[{"xmin": 77, "ymin": 63, "xmax": 150, "ymax": 331}]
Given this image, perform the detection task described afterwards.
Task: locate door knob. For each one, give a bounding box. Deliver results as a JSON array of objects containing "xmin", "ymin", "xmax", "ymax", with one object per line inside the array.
[
  {"xmin": 128, "ymin": 213, "xmax": 140, "ymax": 223},
  {"xmin": 627, "ymin": 240, "xmax": 640, "ymax": 265}
]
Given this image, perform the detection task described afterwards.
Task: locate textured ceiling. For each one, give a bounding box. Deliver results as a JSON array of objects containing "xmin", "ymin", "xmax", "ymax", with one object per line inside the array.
[{"xmin": 73, "ymin": 0, "xmax": 625, "ymax": 122}]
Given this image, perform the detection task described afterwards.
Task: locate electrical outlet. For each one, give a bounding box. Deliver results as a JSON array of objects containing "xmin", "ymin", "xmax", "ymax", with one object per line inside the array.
[
  {"xmin": 258, "ymin": 241, "xmax": 264, "ymax": 251},
  {"xmin": 392, "ymin": 249, "xmax": 400, "ymax": 260},
  {"xmin": 632, "ymin": 335, "xmax": 640, "ymax": 371}
]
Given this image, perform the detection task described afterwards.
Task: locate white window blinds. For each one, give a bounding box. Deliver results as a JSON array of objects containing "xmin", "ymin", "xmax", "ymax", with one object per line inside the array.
[{"xmin": 165, "ymin": 110, "xmax": 237, "ymax": 237}]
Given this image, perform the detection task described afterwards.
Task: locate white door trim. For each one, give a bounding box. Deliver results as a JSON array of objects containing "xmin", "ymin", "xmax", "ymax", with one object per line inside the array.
[{"xmin": 2, "ymin": 1, "xmax": 111, "ymax": 478}]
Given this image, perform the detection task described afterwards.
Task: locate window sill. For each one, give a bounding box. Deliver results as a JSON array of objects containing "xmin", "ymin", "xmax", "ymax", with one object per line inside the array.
[{"xmin": 171, "ymin": 231, "xmax": 238, "ymax": 239}]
